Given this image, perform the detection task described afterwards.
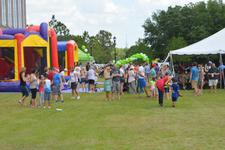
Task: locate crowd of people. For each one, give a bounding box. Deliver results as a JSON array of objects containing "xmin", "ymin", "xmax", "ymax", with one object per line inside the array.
[
  {"xmin": 102, "ymin": 63, "xmax": 178, "ymax": 107},
  {"xmin": 17, "ymin": 60, "xmax": 224, "ymax": 109}
]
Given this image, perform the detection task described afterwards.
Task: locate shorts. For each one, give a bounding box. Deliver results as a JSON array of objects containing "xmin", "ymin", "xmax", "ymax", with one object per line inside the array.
[
  {"xmin": 52, "ymin": 85, "xmax": 61, "ymax": 95},
  {"xmin": 112, "ymin": 81, "xmax": 120, "ymax": 93},
  {"xmin": 89, "ymin": 79, "xmax": 95, "ymax": 85},
  {"xmin": 172, "ymin": 96, "xmax": 178, "ymax": 102},
  {"xmin": 146, "ymin": 73, "xmax": 150, "ymax": 79},
  {"xmin": 164, "ymin": 87, "xmax": 170, "ymax": 93},
  {"xmin": 150, "ymin": 86, "xmax": 155, "ymax": 91},
  {"xmin": 209, "ymin": 79, "xmax": 218, "ymax": 87},
  {"xmin": 198, "ymin": 79, "xmax": 204, "ymax": 88},
  {"xmin": 30, "ymin": 88, "xmax": 37, "ymax": 99},
  {"xmin": 71, "ymin": 82, "xmax": 78, "ymax": 90},
  {"xmin": 191, "ymin": 80, "xmax": 198, "ymax": 89},
  {"xmin": 80, "ymin": 78, "xmax": 86, "ymax": 84},
  {"xmin": 20, "ymin": 85, "xmax": 29, "ymax": 97},
  {"xmin": 44, "ymin": 92, "xmax": 51, "ymax": 101},
  {"xmin": 120, "ymin": 77, "xmax": 125, "ymax": 83},
  {"xmin": 104, "ymin": 79, "xmax": 112, "ymax": 92},
  {"xmin": 138, "ymin": 78, "xmax": 146, "ymax": 89}
]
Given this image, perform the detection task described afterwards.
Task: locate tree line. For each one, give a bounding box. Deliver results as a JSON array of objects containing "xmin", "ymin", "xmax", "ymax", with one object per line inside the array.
[{"xmin": 50, "ymin": 0, "xmax": 225, "ymax": 63}]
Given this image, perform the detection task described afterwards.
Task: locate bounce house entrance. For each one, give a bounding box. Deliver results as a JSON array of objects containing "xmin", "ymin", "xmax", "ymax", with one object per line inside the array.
[
  {"xmin": 24, "ymin": 47, "xmax": 47, "ymax": 75},
  {"xmin": 58, "ymin": 51, "xmax": 66, "ymax": 70},
  {"xmin": 0, "ymin": 47, "xmax": 15, "ymax": 80}
]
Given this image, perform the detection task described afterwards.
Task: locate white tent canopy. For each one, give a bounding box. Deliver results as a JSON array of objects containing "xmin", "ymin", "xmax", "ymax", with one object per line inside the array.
[
  {"xmin": 169, "ymin": 28, "xmax": 225, "ymax": 55},
  {"xmin": 165, "ymin": 28, "xmax": 225, "ymax": 89}
]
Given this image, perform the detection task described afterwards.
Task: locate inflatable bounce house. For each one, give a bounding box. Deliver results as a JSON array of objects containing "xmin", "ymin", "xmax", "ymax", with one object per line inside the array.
[
  {"xmin": 57, "ymin": 40, "xmax": 78, "ymax": 75},
  {"xmin": 0, "ymin": 22, "xmax": 59, "ymax": 92}
]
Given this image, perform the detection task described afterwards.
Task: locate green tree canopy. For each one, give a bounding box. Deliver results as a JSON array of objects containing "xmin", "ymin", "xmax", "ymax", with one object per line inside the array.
[
  {"xmin": 143, "ymin": 0, "xmax": 225, "ymax": 59},
  {"xmin": 49, "ymin": 15, "xmax": 70, "ymax": 36}
]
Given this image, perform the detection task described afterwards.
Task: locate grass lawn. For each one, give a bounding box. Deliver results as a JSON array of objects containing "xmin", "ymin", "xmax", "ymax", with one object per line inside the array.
[{"xmin": 0, "ymin": 90, "xmax": 225, "ymax": 150}]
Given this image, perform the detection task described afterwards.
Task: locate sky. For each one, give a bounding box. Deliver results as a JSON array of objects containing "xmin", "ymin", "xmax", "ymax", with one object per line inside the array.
[{"xmin": 27, "ymin": 0, "xmax": 208, "ymax": 48}]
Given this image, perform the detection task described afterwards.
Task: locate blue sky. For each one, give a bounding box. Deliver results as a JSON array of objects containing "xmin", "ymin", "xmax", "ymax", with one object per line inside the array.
[{"xmin": 27, "ymin": 0, "xmax": 207, "ymax": 48}]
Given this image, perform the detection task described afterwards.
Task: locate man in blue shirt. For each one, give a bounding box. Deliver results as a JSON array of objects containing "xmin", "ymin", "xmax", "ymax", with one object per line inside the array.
[
  {"xmin": 190, "ymin": 62, "xmax": 199, "ymax": 96},
  {"xmin": 52, "ymin": 68, "xmax": 63, "ymax": 102}
]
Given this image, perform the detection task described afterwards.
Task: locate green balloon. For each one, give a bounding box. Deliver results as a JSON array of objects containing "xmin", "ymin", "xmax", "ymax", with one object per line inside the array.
[{"xmin": 82, "ymin": 45, "xmax": 86, "ymax": 50}]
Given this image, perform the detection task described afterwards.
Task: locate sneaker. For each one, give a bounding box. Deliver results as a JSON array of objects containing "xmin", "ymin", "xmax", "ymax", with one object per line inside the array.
[
  {"xmin": 43, "ymin": 106, "xmax": 46, "ymax": 109},
  {"xmin": 18, "ymin": 100, "xmax": 22, "ymax": 105},
  {"xmin": 48, "ymin": 106, "xmax": 51, "ymax": 109},
  {"xmin": 77, "ymin": 96, "xmax": 80, "ymax": 100},
  {"xmin": 61, "ymin": 100, "xmax": 64, "ymax": 103}
]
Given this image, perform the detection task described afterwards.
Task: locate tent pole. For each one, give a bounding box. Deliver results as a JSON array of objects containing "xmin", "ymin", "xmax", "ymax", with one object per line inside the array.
[
  {"xmin": 219, "ymin": 53, "xmax": 223, "ymax": 89},
  {"xmin": 170, "ymin": 54, "xmax": 175, "ymax": 77},
  {"xmin": 163, "ymin": 53, "xmax": 170, "ymax": 64},
  {"xmin": 221, "ymin": 54, "xmax": 225, "ymax": 89},
  {"xmin": 219, "ymin": 53, "xmax": 225, "ymax": 89}
]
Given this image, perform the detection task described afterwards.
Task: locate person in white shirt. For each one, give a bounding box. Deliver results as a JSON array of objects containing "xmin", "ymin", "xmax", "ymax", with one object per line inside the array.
[
  {"xmin": 70, "ymin": 67, "xmax": 80, "ymax": 100},
  {"xmin": 44, "ymin": 75, "xmax": 51, "ymax": 109},
  {"xmin": 87, "ymin": 66, "xmax": 96, "ymax": 93},
  {"xmin": 128, "ymin": 66, "xmax": 136, "ymax": 94},
  {"xmin": 119, "ymin": 65, "xmax": 125, "ymax": 95},
  {"xmin": 137, "ymin": 64, "xmax": 150, "ymax": 97}
]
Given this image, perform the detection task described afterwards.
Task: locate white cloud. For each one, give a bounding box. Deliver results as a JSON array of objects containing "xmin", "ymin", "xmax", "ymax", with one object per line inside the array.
[
  {"xmin": 27, "ymin": 0, "xmax": 209, "ymax": 48},
  {"xmin": 104, "ymin": 1, "xmax": 120, "ymax": 13}
]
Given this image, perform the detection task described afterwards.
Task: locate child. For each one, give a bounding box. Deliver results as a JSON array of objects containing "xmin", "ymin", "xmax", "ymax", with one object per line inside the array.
[
  {"xmin": 70, "ymin": 67, "xmax": 80, "ymax": 100},
  {"xmin": 39, "ymin": 75, "xmax": 45, "ymax": 107},
  {"xmin": 164, "ymin": 73, "xmax": 171, "ymax": 100},
  {"xmin": 171, "ymin": 78, "xmax": 180, "ymax": 107},
  {"xmin": 150, "ymin": 77, "xmax": 156, "ymax": 98},
  {"xmin": 44, "ymin": 75, "xmax": 51, "ymax": 109}
]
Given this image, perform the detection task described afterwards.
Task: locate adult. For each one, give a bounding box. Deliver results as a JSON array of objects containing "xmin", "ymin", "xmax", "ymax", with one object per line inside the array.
[
  {"xmin": 87, "ymin": 66, "xmax": 96, "ymax": 93},
  {"xmin": 52, "ymin": 68, "xmax": 63, "ymax": 102},
  {"xmin": 112, "ymin": 66, "xmax": 121, "ymax": 99},
  {"xmin": 150, "ymin": 64, "xmax": 157, "ymax": 80},
  {"xmin": 205, "ymin": 61, "xmax": 212, "ymax": 73},
  {"xmin": 190, "ymin": 62, "xmax": 200, "ymax": 96},
  {"xmin": 18, "ymin": 67, "xmax": 29, "ymax": 105},
  {"xmin": 156, "ymin": 75, "xmax": 172, "ymax": 107},
  {"xmin": 162, "ymin": 64, "xmax": 172, "ymax": 77},
  {"xmin": 128, "ymin": 65, "xmax": 136, "ymax": 94},
  {"xmin": 219, "ymin": 63, "xmax": 225, "ymax": 88},
  {"xmin": 104, "ymin": 66, "xmax": 112, "ymax": 101},
  {"xmin": 144, "ymin": 63, "xmax": 151, "ymax": 82},
  {"xmin": 70, "ymin": 67, "xmax": 80, "ymax": 100},
  {"xmin": 29, "ymin": 69, "xmax": 38, "ymax": 108},
  {"xmin": 208, "ymin": 63, "xmax": 220, "ymax": 93},
  {"xmin": 137, "ymin": 64, "xmax": 150, "ymax": 97},
  {"xmin": 119, "ymin": 65, "xmax": 125, "ymax": 95},
  {"xmin": 198, "ymin": 64, "xmax": 205, "ymax": 95},
  {"xmin": 59, "ymin": 68, "xmax": 67, "ymax": 102}
]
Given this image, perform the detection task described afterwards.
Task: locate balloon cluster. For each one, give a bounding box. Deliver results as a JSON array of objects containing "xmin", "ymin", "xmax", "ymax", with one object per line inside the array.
[{"xmin": 115, "ymin": 53, "xmax": 150, "ymax": 67}]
